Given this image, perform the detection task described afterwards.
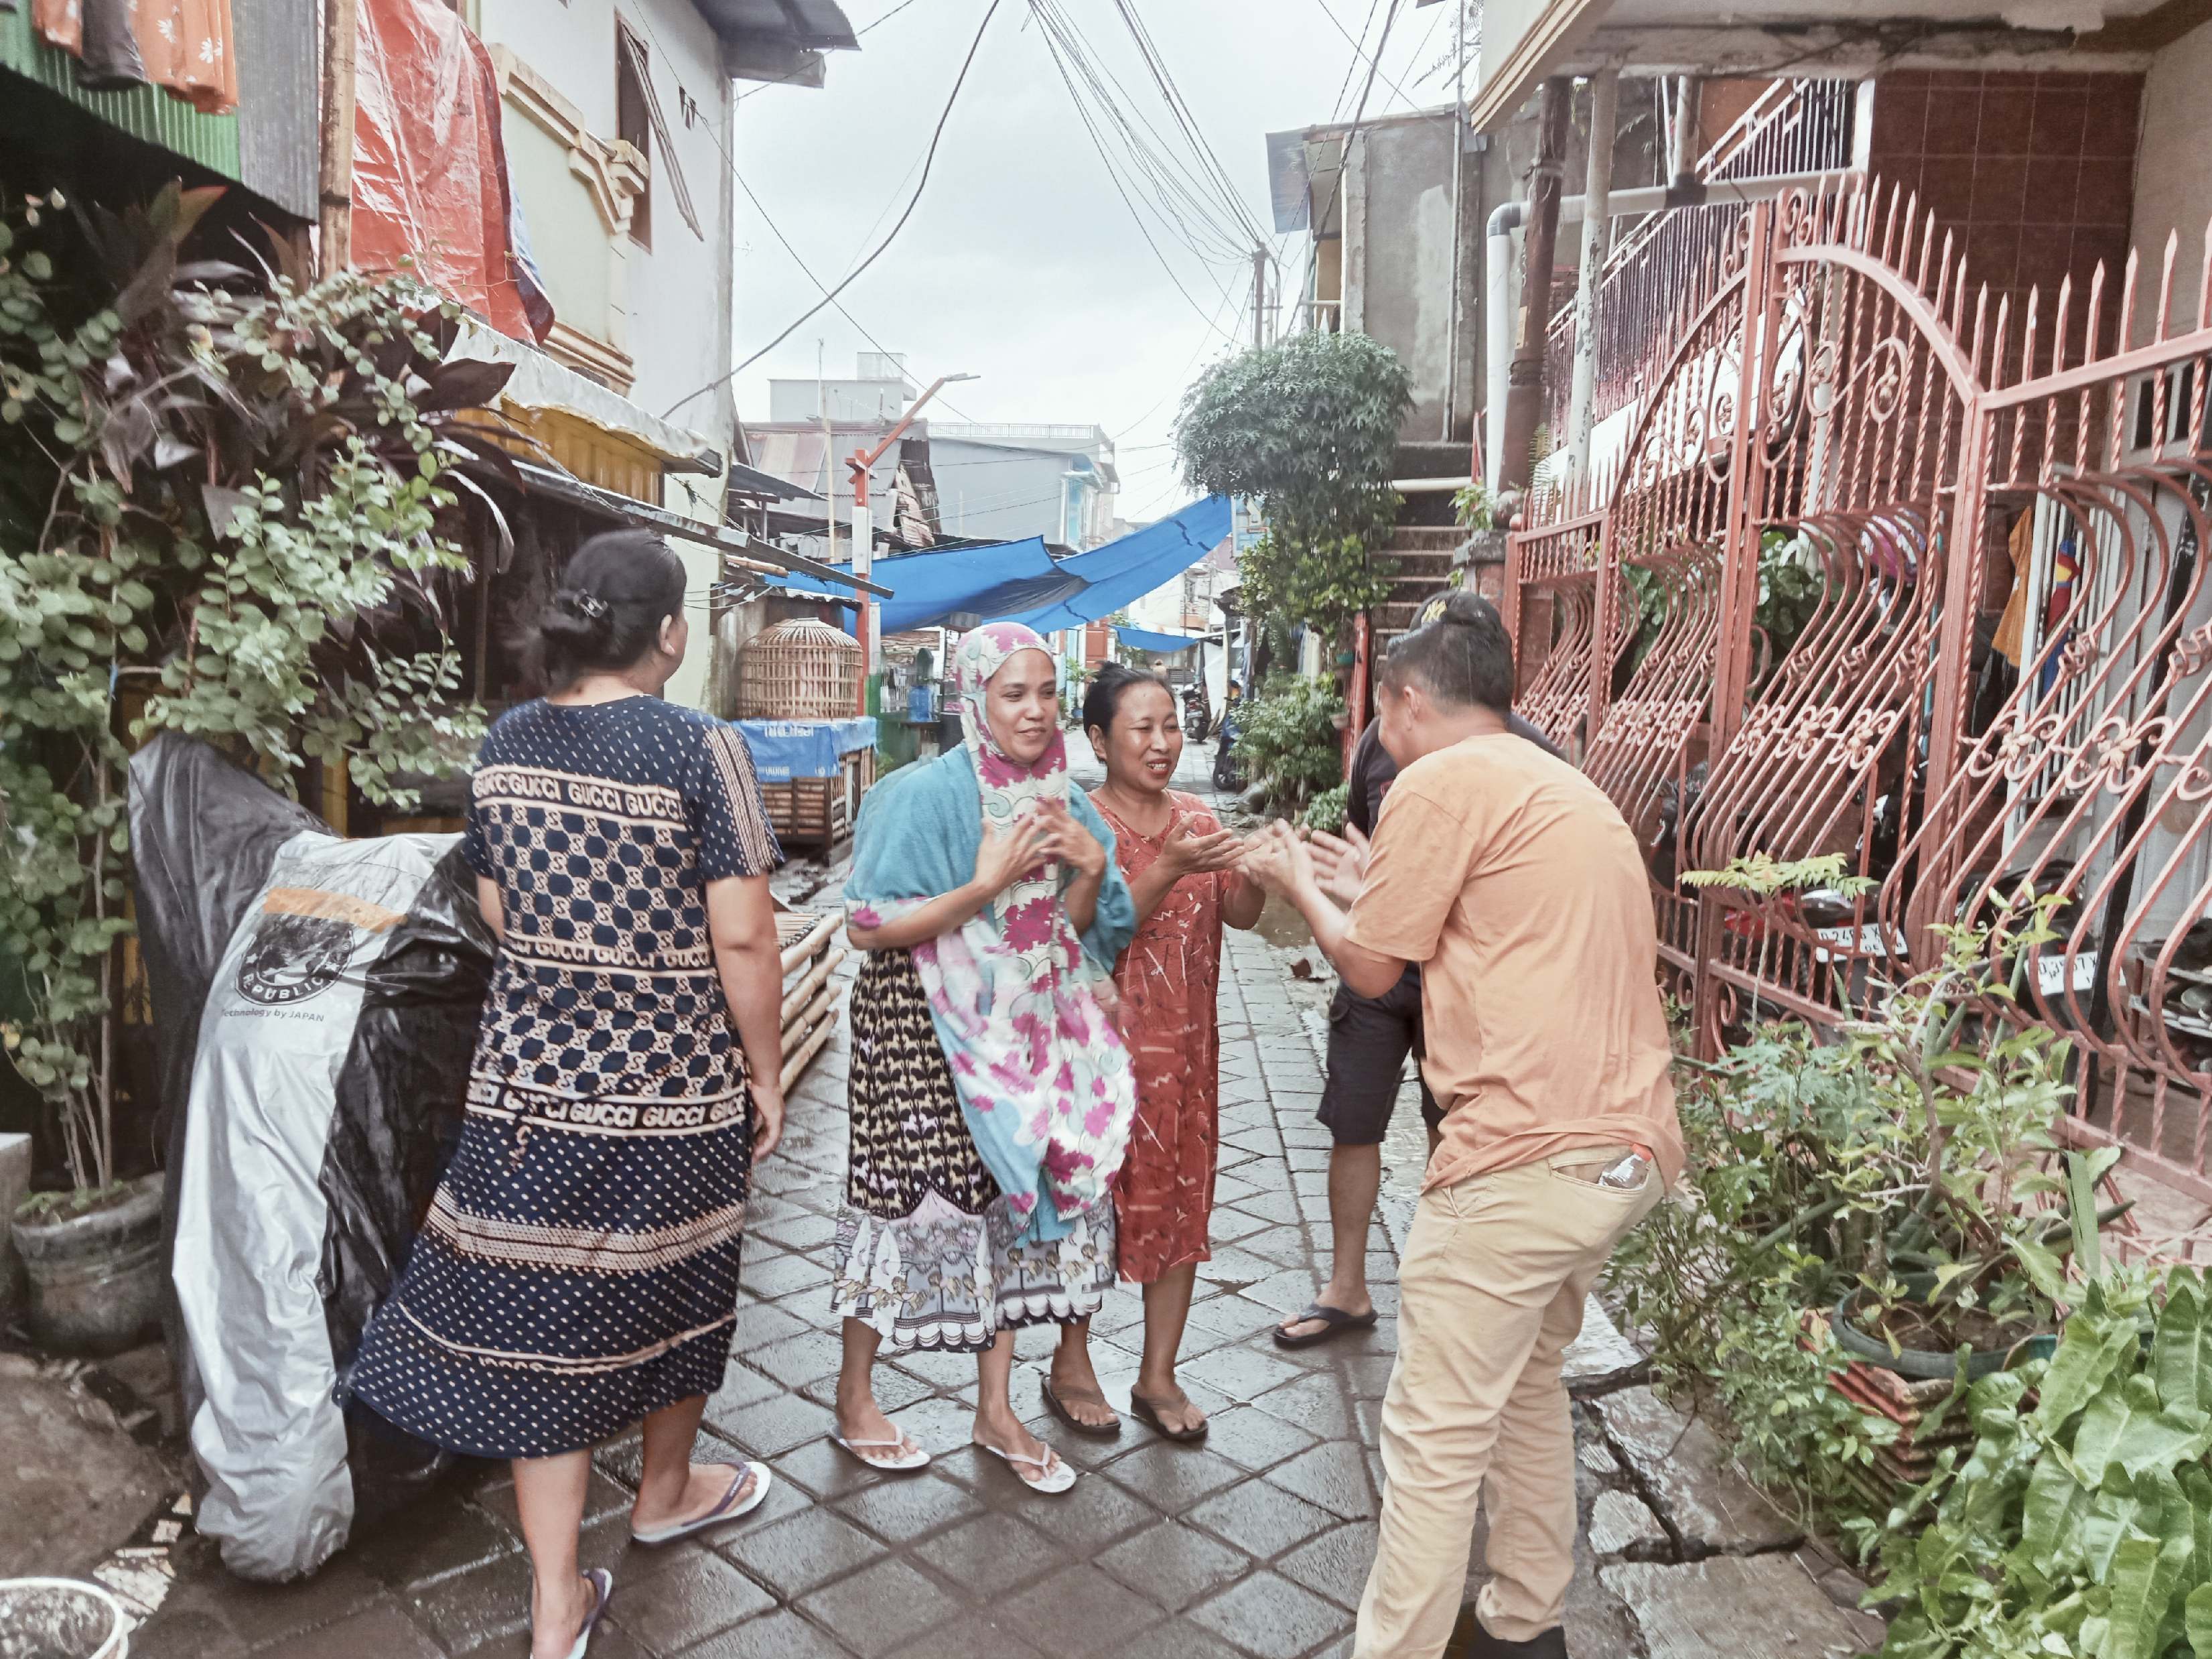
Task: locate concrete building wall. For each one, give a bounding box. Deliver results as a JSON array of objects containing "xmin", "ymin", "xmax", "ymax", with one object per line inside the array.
[
  {"xmin": 474, "ymin": 0, "xmax": 735, "ymax": 454},
  {"xmin": 1341, "ymin": 115, "xmax": 1470, "ymax": 443},
  {"xmin": 930, "ymin": 440, "xmax": 1113, "ymax": 547},
  {"xmin": 2130, "ymin": 19, "xmax": 2212, "ymax": 338}
]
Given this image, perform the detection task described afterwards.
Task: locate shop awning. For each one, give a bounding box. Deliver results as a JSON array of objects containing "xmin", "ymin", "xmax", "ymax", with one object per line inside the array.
[
  {"xmin": 450, "ymin": 320, "xmax": 722, "ymax": 474},
  {"xmin": 514, "ymin": 462, "xmax": 888, "ymax": 596},
  {"xmin": 769, "ymin": 496, "xmax": 1232, "ymax": 635}
]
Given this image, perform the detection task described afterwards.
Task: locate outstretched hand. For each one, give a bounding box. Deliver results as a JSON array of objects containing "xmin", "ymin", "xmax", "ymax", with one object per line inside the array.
[
  {"xmin": 1305, "ymin": 822, "xmax": 1371, "ymax": 909},
  {"xmin": 1158, "ymin": 810, "xmax": 1244, "ymax": 879},
  {"xmin": 1239, "ymin": 819, "xmax": 1313, "ymax": 899}
]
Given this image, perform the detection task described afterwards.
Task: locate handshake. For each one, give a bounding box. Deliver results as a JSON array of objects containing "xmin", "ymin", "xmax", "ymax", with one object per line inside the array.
[{"xmin": 1164, "ymin": 814, "xmax": 1371, "ymax": 910}]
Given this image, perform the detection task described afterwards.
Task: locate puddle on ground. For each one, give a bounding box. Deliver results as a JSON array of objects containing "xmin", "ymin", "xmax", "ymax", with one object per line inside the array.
[{"xmin": 1253, "ymin": 892, "xmax": 1316, "ymax": 951}]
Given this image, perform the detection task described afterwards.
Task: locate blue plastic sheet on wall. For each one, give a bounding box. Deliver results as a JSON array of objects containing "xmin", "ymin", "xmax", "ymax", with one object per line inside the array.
[{"xmin": 736, "ymin": 718, "xmax": 878, "ymax": 781}]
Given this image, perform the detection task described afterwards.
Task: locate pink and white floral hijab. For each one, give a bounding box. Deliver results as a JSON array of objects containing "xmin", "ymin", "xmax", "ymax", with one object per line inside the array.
[{"xmin": 845, "ymin": 622, "xmax": 1136, "ymax": 1239}]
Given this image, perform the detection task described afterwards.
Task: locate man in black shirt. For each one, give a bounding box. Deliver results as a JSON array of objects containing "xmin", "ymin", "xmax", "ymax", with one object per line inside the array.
[{"xmin": 1275, "ymin": 596, "xmax": 1563, "ymax": 1347}]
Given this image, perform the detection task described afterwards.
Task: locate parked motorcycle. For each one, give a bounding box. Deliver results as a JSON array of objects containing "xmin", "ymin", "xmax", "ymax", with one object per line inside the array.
[
  {"xmin": 1182, "ymin": 685, "xmax": 1211, "ymax": 743},
  {"xmin": 1212, "ymin": 706, "xmax": 1244, "ymax": 793}
]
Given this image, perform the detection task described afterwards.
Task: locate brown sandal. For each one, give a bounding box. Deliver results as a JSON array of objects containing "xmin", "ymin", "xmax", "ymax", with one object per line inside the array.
[
  {"xmin": 1040, "ymin": 1376, "xmax": 1121, "ymax": 1438},
  {"xmin": 1129, "ymin": 1388, "xmax": 1208, "ymax": 1443}
]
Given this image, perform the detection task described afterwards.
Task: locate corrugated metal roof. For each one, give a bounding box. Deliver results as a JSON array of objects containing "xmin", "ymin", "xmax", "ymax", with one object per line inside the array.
[
  {"xmin": 691, "ymin": 0, "xmax": 859, "ymax": 52},
  {"xmin": 0, "ymin": 8, "xmax": 241, "ymax": 184}
]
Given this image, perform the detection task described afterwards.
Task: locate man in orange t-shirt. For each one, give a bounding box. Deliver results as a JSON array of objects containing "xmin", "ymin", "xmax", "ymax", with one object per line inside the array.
[{"xmin": 1244, "ymin": 593, "xmax": 1681, "ymax": 1659}]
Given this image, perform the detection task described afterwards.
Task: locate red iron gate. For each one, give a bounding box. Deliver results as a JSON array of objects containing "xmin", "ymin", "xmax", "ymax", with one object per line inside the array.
[{"xmin": 1507, "ymin": 180, "xmax": 2212, "ymax": 1199}]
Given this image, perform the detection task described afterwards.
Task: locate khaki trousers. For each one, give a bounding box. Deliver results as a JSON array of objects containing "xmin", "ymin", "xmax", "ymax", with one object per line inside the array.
[{"xmin": 1353, "ymin": 1150, "xmax": 1661, "ymax": 1658}]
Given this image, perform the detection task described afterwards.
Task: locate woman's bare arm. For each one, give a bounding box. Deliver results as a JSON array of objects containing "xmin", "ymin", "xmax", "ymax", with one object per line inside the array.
[{"xmin": 706, "ymin": 873, "xmax": 786, "ymax": 1159}]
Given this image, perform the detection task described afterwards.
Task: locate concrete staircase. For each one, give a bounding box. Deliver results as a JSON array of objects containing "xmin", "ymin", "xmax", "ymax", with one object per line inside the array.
[{"xmin": 1374, "ymin": 525, "xmax": 1468, "ymax": 643}]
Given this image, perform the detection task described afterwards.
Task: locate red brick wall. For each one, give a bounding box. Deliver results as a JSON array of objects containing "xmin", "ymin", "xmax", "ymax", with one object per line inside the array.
[{"xmin": 1866, "ymin": 70, "xmax": 2142, "ymax": 355}]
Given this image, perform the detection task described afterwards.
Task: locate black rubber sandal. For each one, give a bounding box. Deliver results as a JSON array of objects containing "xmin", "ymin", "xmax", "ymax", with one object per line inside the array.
[
  {"xmin": 1273, "ymin": 1303, "xmax": 1380, "ymax": 1349},
  {"xmin": 1040, "ymin": 1375, "xmax": 1122, "ymax": 1437},
  {"xmin": 1129, "ymin": 1388, "xmax": 1209, "ymax": 1443}
]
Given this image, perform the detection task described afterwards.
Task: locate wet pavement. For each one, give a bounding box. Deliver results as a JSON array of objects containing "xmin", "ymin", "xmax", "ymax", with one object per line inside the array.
[{"xmin": 129, "ymin": 738, "xmax": 1880, "ymax": 1658}]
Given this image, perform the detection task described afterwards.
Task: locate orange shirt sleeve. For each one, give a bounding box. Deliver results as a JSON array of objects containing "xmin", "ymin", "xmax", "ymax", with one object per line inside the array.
[{"xmin": 1345, "ymin": 786, "xmax": 1476, "ymax": 965}]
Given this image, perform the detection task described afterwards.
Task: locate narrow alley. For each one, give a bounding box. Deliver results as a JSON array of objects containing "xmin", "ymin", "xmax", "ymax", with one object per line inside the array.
[{"xmin": 120, "ymin": 748, "xmax": 1879, "ymax": 1659}]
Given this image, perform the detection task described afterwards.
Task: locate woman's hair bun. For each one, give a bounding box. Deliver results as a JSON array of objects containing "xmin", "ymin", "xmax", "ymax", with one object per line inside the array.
[
  {"xmin": 523, "ymin": 529, "xmax": 688, "ymax": 690},
  {"xmin": 1410, "ymin": 587, "xmax": 1499, "ymax": 632}
]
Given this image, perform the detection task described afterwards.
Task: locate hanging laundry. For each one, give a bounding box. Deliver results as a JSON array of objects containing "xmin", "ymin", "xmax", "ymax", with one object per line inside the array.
[
  {"xmin": 2038, "ymin": 532, "xmax": 2081, "ymax": 699},
  {"xmin": 33, "ymin": 0, "xmax": 237, "ymax": 113}
]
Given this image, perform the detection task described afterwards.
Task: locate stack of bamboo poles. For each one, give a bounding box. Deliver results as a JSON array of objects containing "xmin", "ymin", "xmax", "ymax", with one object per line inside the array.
[{"xmin": 776, "ymin": 907, "xmax": 846, "ymax": 1093}]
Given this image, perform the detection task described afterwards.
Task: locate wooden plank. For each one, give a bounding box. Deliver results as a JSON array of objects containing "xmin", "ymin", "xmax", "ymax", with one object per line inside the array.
[{"xmin": 778, "ymin": 1007, "xmax": 837, "ymax": 1093}]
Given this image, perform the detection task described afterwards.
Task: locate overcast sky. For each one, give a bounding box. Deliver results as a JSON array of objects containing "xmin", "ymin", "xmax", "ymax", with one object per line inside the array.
[{"xmin": 729, "ymin": 0, "xmax": 1468, "ymax": 523}]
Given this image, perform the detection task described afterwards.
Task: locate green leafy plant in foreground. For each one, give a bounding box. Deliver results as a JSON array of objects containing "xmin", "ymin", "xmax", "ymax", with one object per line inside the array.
[
  {"xmin": 1868, "ymin": 1264, "xmax": 2212, "ymax": 1659},
  {"xmin": 0, "ymin": 183, "xmax": 506, "ymax": 1197}
]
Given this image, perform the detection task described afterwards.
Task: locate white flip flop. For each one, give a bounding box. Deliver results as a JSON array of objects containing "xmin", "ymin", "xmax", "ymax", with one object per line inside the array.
[
  {"xmin": 832, "ymin": 1431, "xmax": 932, "ymax": 1473},
  {"xmin": 629, "ymin": 1462, "xmax": 772, "ymax": 1546},
  {"xmin": 977, "ymin": 1441, "xmax": 1077, "ymax": 1496},
  {"xmin": 548, "ymin": 1568, "xmax": 612, "ymax": 1659}
]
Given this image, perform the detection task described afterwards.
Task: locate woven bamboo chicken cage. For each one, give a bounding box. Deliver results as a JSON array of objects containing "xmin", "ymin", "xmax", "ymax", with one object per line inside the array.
[{"xmin": 738, "ymin": 619, "xmax": 861, "ymax": 720}]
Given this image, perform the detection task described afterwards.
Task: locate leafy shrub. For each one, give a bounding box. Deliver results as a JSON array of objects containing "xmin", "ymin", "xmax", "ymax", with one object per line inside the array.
[
  {"xmin": 1868, "ymin": 1264, "xmax": 2212, "ymax": 1659},
  {"xmin": 0, "ymin": 185, "xmax": 506, "ymax": 1193},
  {"xmin": 1302, "ymin": 781, "xmax": 1349, "ymax": 836},
  {"xmin": 1174, "ymin": 331, "xmax": 1411, "ymax": 637},
  {"xmin": 1610, "ymin": 880, "xmax": 2093, "ymax": 1544},
  {"xmin": 1233, "ymin": 677, "xmax": 1343, "ymax": 811}
]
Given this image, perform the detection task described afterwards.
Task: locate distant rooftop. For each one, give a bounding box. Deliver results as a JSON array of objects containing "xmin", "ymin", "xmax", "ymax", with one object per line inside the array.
[{"xmin": 931, "ymin": 422, "xmax": 1112, "ymax": 452}]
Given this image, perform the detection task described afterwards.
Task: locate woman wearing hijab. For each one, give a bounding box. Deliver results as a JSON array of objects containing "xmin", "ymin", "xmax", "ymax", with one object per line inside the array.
[{"xmin": 828, "ymin": 623, "xmax": 1139, "ymax": 1494}]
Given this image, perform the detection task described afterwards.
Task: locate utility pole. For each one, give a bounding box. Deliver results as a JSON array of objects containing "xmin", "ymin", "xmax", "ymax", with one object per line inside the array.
[
  {"xmin": 819, "ymin": 351, "xmax": 837, "ymax": 574},
  {"xmin": 1567, "ymin": 69, "xmax": 1618, "ymax": 478},
  {"xmin": 1252, "ymin": 247, "xmax": 1267, "ymax": 350},
  {"xmin": 316, "ymin": 0, "xmax": 359, "ymax": 275},
  {"xmin": 1498, "ymin": 76, "xmax": 1570, "ymax": 496},
  {"xmin": 847, "ymin": 373, "xmax": 979, "ymax": 715}
]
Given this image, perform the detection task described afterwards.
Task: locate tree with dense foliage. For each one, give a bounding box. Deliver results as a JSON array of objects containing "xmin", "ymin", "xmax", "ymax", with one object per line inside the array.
[
  {"xmin": 0, "ymin": 183, "xmax": 510, "ymax": 1197},
  {"xmin": 1172, "ymin": 330, "xmax": 1412, "ymax": 639}
]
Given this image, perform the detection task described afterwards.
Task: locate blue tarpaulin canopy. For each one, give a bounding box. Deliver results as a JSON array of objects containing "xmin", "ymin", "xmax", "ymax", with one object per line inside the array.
[
  {"xmin": 1114, "ymin": 626, "xmax": 1207, "ymax": 654},
  {"xmin": 772, "ymin": 496, "xmax": 1231, "ymax": 637}
]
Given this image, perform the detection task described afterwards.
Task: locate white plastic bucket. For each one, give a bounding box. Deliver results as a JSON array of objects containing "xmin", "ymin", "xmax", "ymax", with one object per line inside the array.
[{"xmin": 0, "ymin": 1577, "xmax": 129, "ymax": 1659}]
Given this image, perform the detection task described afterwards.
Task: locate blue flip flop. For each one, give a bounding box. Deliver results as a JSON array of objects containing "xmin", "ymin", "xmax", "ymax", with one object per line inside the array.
[{"xmin": 629, "ymin": 1462, "xmax": 772, "ymax": 1546}]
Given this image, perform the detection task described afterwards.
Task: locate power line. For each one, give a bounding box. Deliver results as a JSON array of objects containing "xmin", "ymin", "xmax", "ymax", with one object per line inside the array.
[
  {"xmin": 663, "ymin": 0, "xmax": 1004, "ymax": 419},
  {"xmin": 1310, "ymin": 0, "xmax": 1421, "ymax": 117},
  {"xmin": 1302, "ymin": 0, "xmax": 1405, "ymax": 320},
  {"xmin": 621, "ymin": 3, "xmax": 983, "ymax": 425},
  {"xmin": 1024, "ymin": 0, "xmax": 1254, "ymax": 269},
  {"xmin": 1106, "ymin": 0, "xmax": 1270, "ymax": 251},
  {"xmin": 735, "ymin": 0, "xmax": 929, "ymax": 104},
  {"xmin": 1022, "ymin": 0, "xmax": 1245, "ymax": 340}
]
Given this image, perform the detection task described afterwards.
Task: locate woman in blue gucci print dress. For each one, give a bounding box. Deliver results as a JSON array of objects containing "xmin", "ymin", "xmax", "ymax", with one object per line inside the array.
[{"xmin": 352, "ymin": 531, "xmax": 785, "ymax": 1659}]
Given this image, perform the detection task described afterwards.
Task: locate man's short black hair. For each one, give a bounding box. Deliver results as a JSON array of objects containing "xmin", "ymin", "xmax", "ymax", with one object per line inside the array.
[{"xmin": 1377, "ymin": 589, "xmax": 1514, "ymax": 713}]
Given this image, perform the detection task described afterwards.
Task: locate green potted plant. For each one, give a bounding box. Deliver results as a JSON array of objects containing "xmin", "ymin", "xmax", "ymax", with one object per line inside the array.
[{"xmin": 0, "ymin": 185, "xmax": 498, "ymax": 1351}]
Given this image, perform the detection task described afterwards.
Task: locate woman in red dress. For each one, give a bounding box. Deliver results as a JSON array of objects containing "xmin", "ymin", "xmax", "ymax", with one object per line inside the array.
[{"xmin": 1046, "ymin": 664, "xmax": 1263, "ymax": 1441}]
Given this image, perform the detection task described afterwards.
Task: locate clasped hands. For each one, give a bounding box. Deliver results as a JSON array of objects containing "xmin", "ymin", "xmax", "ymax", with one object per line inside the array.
[
  {"xmin": 1240, "ymin": 819, "xmax": 1370, "ymax": 910},
  {"xmin": 972, "ymin": 806, "xmax": 1372, "ymax": 909}
]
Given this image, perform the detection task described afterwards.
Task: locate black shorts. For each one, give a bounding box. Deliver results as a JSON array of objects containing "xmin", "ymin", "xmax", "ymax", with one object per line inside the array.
[{"xmin": 1317, "ymin": 966, "xmax": 1442, "ymax": 1146}]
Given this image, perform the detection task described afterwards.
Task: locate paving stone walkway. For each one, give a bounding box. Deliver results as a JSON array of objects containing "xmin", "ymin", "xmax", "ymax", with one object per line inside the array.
[{"xmin": 135, "ymin": 744, "xmax": 1887, "ymax": 1659}]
